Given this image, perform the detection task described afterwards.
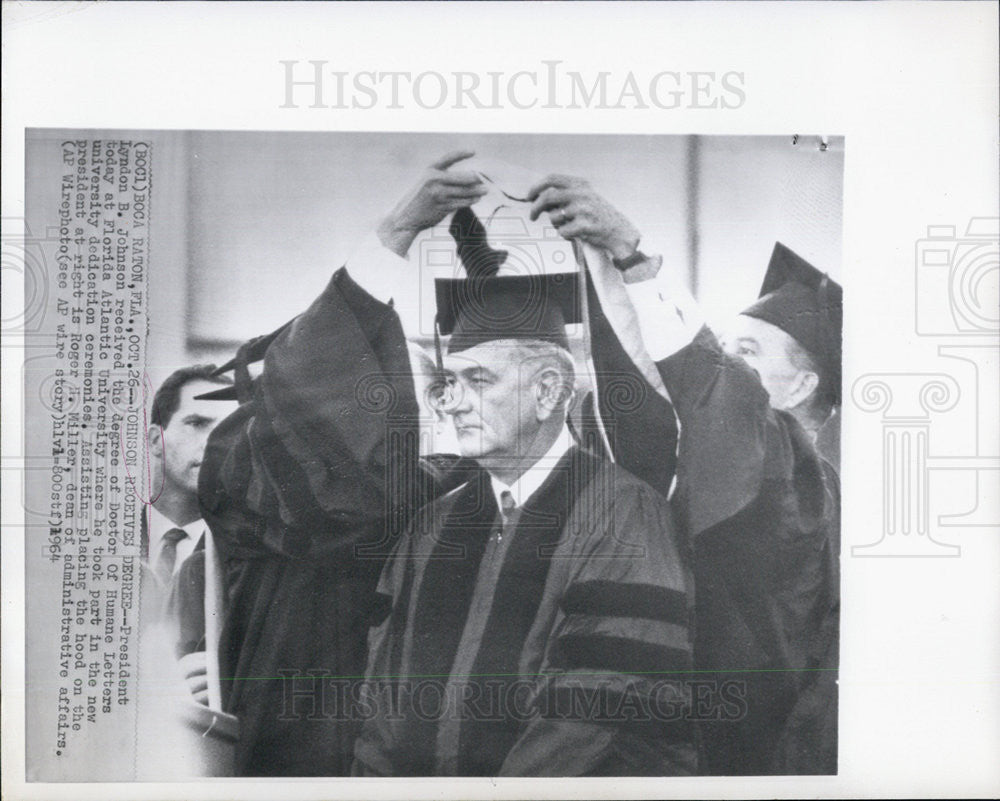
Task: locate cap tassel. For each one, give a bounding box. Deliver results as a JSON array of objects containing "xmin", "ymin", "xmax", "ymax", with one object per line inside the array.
[
  {"xmin": 449, "ymin": 206, "xmax": 507, "ymax": 278},
  {"xmin": 433, "ymin": 312, "xmax": 445, "ymax": 374}
]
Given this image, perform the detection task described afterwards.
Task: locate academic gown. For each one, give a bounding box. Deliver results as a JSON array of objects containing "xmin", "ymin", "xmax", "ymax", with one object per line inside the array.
[
  {"xmin": 652, "ymin": 326, "xmax": 840, "ymax": 775},
  {"xmin": 197, "ymin": 262, "xmax": 681, "ymax": 776},
  {"xmin": 198, "ymin": 268, "xmax": 434, "ymax": 776},
  {"xmin": 354, "ymin": 446, "xmax": 697, "ymax": 777},
  {"xmin": 583, "ymin": 273, "xmax": 838, "ymax": 774}
]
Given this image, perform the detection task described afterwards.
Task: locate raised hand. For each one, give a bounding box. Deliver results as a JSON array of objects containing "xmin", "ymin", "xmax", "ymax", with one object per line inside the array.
[
  {"xmin": 377, "ymin": 151, "xmax": 488, "ymax": 257},
  {"xmin": 527, "ymin": 174, "xmax": 641, "ymax": 261}
]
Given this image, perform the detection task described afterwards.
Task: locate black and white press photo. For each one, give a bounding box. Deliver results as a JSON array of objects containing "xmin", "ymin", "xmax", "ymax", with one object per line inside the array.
[
  {"xmin": 22, "ymin": 131, "xmax": 843, "ymax": 780},
  {"xmin": 5, "ymin": 3, "xmax": 998, "ymax": 799}
]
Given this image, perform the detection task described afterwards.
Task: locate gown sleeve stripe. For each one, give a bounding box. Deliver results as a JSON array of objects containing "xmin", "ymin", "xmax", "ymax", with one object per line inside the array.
[
  {"xmin": 537, "ymin": 682, "xmax": 695, "ymax": 743},
  {"xmin": 553, "ymin": 632, "xmax": 692, "ymax": 675},
  {"xmin": 557, "ymin": 613, "xmax": 690, "ymax": 655},
  {"xmin": 561, "ymin": 579, "xmax": 688, "ymax": 625}
]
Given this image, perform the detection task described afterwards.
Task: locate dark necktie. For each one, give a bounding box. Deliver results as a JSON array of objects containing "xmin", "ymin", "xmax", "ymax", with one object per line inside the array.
[
  {"xmin": 498, "ymin": 490, "xmax": 517, "ymax": 542},
  {"xmin": 154, "ymin": 527, "xmax": 187, "ymax": 586}
]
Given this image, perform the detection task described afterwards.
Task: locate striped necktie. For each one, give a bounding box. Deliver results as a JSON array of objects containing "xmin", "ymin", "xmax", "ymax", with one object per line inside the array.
[{"xmin": 154, "ymin": 527, "xmax": 187, "ymax": 586}]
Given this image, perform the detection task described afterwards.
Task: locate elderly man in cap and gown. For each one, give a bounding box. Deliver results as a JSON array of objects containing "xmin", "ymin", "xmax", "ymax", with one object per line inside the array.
[
  {"xmin": 352, "ymin": 251, "xmax": 695, "ymax": 776},
  {"xmin": 526, "ymin": 173, "xmax": 841, "ymax": 775},
  {"xmin": 200, "ymin": 152, "xmax": 838, "ymax": 776},
  {"xmin": 646, "ymin": 248, "xmax": 840, "ymax": 776},
  {"xmin": 199, "ymin": 153, "xmax": 694, "ymax": 776}
]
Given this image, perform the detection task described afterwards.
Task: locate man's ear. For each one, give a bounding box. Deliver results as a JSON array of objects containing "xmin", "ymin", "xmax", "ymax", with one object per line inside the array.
[
  {"xmin": 787, "ymin": 369, "xmax": 820, "ymax": 411},
  {"xmin": 147, "ymin": 424, "xmax": 164, "ymax": 459},
  {"xmin": 534, "ymin": 367, "xmax": 571, "ymax": 422}
]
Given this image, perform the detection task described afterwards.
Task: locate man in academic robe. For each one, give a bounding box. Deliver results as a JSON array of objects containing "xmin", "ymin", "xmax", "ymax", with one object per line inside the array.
[
  {"xmin": 526, "ymin": 173, "xmax": 841, "ymax": 775},
  {"xmin": 197, "ymin": 153, "xmax": 494, "ymax": 776},
  {"xmin": 353, "ymin": 270, "xmax": 695, "ymax": 776},
  {"xmin": 199, "ymin": 152, "xmax": 697, "ymax": 776}
]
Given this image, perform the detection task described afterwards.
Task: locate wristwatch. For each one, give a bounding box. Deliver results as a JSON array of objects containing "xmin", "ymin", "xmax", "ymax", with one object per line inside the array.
[{"xmin": 611, "ymin": 246, "xmax": 648, "ymax": 272}]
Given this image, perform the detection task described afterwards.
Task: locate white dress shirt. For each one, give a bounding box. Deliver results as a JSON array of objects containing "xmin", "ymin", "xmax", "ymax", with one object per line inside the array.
[
  {"xmin": 488, "ymin": 425, "xmax": 575, "ymax": 512},
  {"xmin": 147, "ymin": 505, "xmax": 203, "ymax": 578},
  {"xmin": 146, "ymin": 506, "xmax": 227, "ymax": 711}
]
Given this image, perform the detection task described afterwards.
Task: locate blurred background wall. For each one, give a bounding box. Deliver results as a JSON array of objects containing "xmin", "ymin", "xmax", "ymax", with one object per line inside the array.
[{"xmin": 147, "ymin": 132, "xmax": 843, "ymax": 382}]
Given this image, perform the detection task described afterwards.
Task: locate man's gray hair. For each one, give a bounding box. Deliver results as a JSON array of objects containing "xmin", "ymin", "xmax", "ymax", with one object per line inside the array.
[
  {"xmin": 784, "ymin": 337, "xmax": 835, "ymax": 427},
  {"xmin": 507, "ymin": 338, "xmax": 577, "ymax": 411}
]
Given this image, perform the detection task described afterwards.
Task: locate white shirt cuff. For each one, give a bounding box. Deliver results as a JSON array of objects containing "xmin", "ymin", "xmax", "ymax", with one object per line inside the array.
[
  {"xmin": 581, "ymin": 243, "xmax": 672, "ymax": 401},
  {"xmin": 345, "ymin": 233, "xmax": 423, "ymax": 339},
  {"xmin": 623, "ymin": 263, "xmax": 704, "ymax": 362}
]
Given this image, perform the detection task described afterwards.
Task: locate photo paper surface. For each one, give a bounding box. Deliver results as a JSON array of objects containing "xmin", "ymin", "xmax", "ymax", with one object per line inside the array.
[{"xmin": 2, "ymin": 3, "xmax": 997, "ymax": 799}]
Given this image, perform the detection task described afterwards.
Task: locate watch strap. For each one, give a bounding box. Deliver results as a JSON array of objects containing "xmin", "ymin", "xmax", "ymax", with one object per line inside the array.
[{"xmin": 612, "ymin": 249, "xmax": 648, "ymax": 272}]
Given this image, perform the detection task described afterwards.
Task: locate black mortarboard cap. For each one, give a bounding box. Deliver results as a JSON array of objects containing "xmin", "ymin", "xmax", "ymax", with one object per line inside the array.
[
  {"xmin": 192, "ymin": 321, "xmax": 292, "ymax": 403},
  {"xmin": 435, "ymin": 272, "xmax": 581, "ymax": 355},
  {"xmin": 741, "ymin": 242, "xmax": 843, "ymax": 404},
  {"xmin": 193, "ymin": 385, "xmax": 239, "ymax": 401}
]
